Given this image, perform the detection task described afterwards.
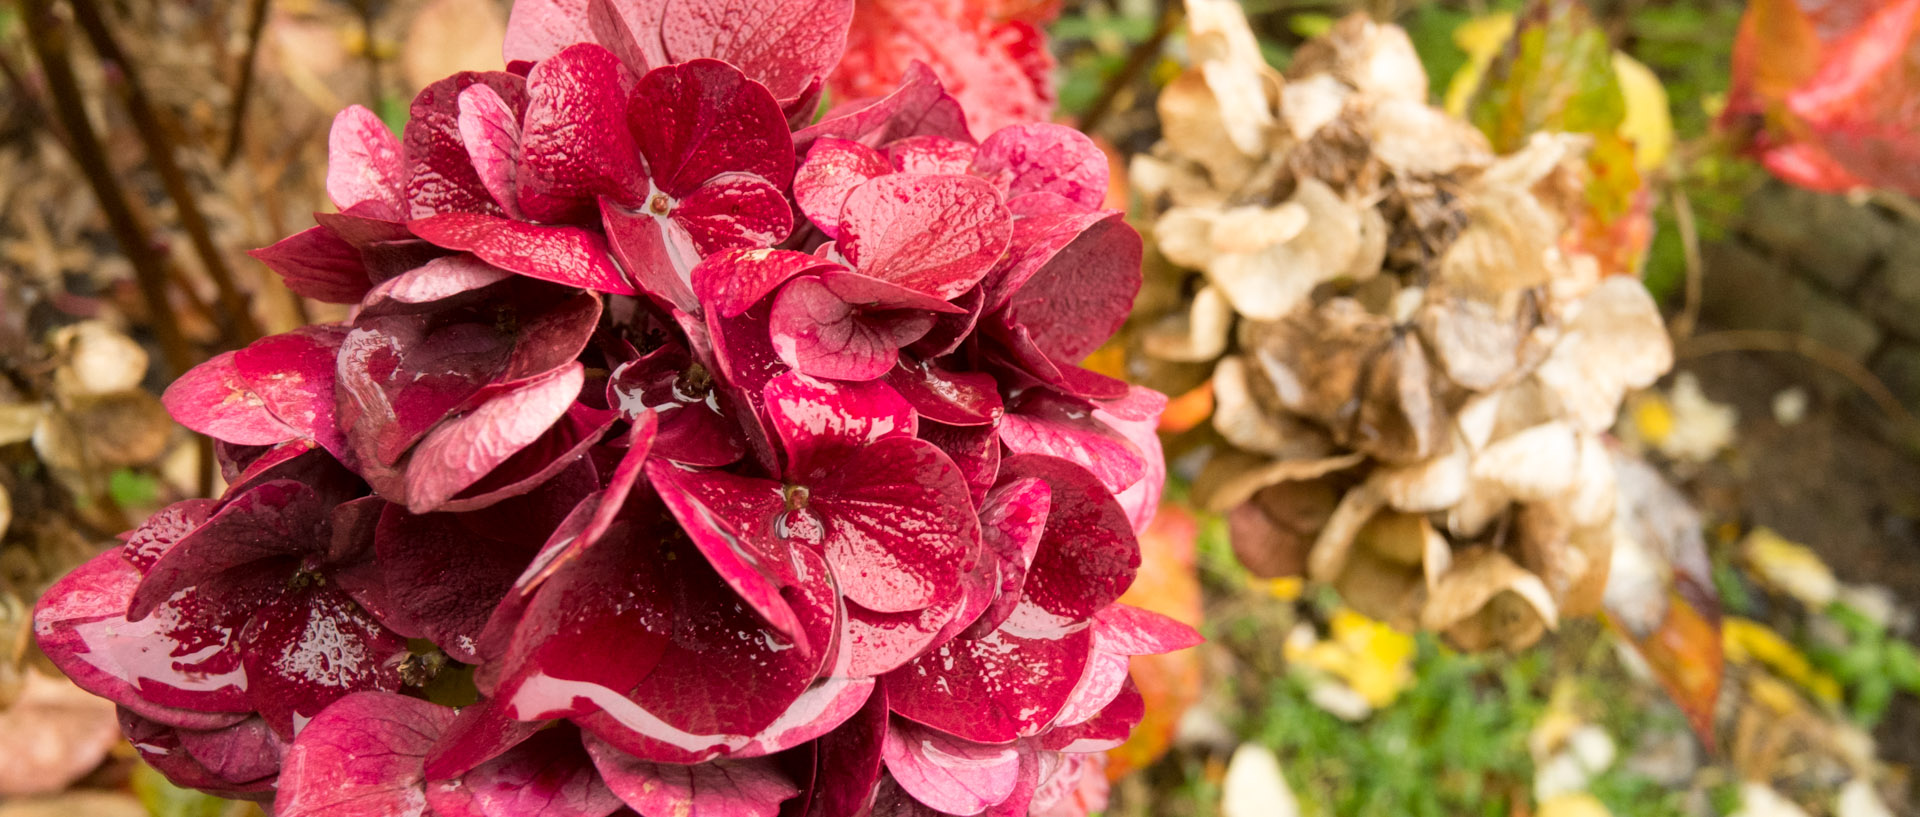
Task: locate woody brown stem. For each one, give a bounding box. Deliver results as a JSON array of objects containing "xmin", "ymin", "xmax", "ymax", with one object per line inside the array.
[
  {"xmin": 17, "ymin": 0, "xmax": 194, "ymax": 375},
  {"xmin": 67, "ymin": 0, "xmax": 263, "ymax": 347},
  {"xmin": 221, "ymin": 0, "xmax": 271, "ymax": 167}
]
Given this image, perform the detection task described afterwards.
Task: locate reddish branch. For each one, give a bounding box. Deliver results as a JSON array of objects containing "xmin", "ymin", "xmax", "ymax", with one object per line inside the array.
[
  {"xmin": 222, "ymin": 0, "xmax": 272, "ymax": 167},
  {"xmin": 17, "ymin": 0, "xmax": 194, "ymax": 375},
  {"xmin": 66, "ymin": 0, "xmax": 263, "ymax": 346}
]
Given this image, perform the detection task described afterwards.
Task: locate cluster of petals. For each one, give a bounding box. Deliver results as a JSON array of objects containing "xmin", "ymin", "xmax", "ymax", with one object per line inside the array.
[{"xmin": 32, "ymin": 0, "xmax": 1196, "ymax": 815}]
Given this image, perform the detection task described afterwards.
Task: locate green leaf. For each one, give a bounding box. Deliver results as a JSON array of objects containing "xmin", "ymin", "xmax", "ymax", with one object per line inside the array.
[
  {"xmin": 1467, "ymin": 0, "xmax": 1625, "ymax": 153},
  {"xmin": 109, "ymin": 468, "xmax": 161, "ymax": 509},
  {"xmin": 132, "ymin": 762, "xmax": 236, "ymax": 817}
]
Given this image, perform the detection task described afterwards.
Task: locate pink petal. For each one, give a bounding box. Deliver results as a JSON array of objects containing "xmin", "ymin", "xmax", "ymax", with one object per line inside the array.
[
  {"xmin": 1040, "ymin": 675, "xmax": 1142, "ymax": 752},
  {"xmin": 328, "ymin": 105, "xmax": 406, "ymax": 220},
  {"xmin": 427, "ymin": 727, "xmax": 623, "ymax": 817},
  {"xmin": 886, "ymin": 134, "xmax": 977, "ymax": 175},
  {"xmin": 403, "ymin": 363, "xmax": 586, "ymax": 513},
  {"xmin": 457, "ymin": 84, "xmax": 524, "ymax": 218},
  {"xmin": 631, "ymin": 59, "xmax": 794, "ymax": 195},
  {"xmin": 838, "ymin": 173, "xmax": 1011, "ymax": 299},
  {"xmin": 671, "ymin": 173, "xmax": 795, "ymax": 257},
  {"xmin": 643, "ymin": 460, "xmax": 807, "ymax": 646},
  {"xmin": 607, "ymin": 344, "xmax": 746, "ymax": 467},
  {"xmin": 793, "ymin": 685, "xmax": 890, "ymax": 817},
  {"xmin": 274, "ymin": 692, "xmax": 454, "ymax": 817},
  {"xmin": 1046, "ymin": 650, "xmax": 1128, "ymax": 729},
  {"xmin": 1090, "ymin": 604, "xmax": 1202, "ymax": 656},
  {"xmin": 335, "ymin": 314, "xmax": 514, "ymax": 468},
  {"xmin": 769, "ymin": 276, "xmax": 938, "ymax": 381},
  {"xmin": 503, "ymin": 0, "xmax": 597, "ymax": 66},
  {"xmin": 989, "ymin": 211, "xmax": 1140, "ymax": 361},
  {"xmin": 883, "ymin": 357, "xmax": 1003, "ymax": 426},
  {"xmin": 798, "ymin": 63, "xmax": 972, "ymax": 151},
  {"xmin": 838, "ymin": 594, "xmax": 962, "ymax": 677},
  {"xmin": 232, "ymin": 326, "xmax": 352, "ymax": 460},
  {"xmin": 587, "ymin": 736, "xmax": 801, "ymax": 817},
  {"xmin": 881, "ymin": 717, "xmax": 1022, "ymax": 815},
  {"xmin": 409, "ymin": 212, "xmax": 640, "ymax": 294},
  {"xmin": 969, "ymin": 124, "xmax": 1106, "ymax": 212},
  {"xmin": 794, "ymin": 137, "xmax": 890, "ymax": 238},
  {"xmin": 403, "ymin": 72, "xmax": 529, "ymax": 218},
  {"xmin": 918, "ymin": 420, "xmax": 1000, "ymax": 506},
  {"xmin": 968, "ymin": 477, "xmax": 1052, "ymax": 637},
  {"xmin": 735, "ymin": 675, "xmax": 877, "ymax": 758},
  {"xmin": 998, "ymin": 390, "xmax": 1145, "ymax": 497},
  {"xmin": 163, "ymin": 351, "xmax": 300, "ymax": 447},
  {"xmin": 600, "ymin": 199, "xmax": 700, "ymax": 312},
  {"xmin": 884, "ymin": 625, "xmax": 1094, "ymax": 744},
  {"xmin": 357, "ymin": 254, "xmax": 515, "ymax": 317}
]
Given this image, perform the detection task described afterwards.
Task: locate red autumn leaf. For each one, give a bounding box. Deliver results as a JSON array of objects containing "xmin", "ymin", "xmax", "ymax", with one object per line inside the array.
[{"xmin": 832, "ymin": 0, "xmax": 1058, "ymax": 136}]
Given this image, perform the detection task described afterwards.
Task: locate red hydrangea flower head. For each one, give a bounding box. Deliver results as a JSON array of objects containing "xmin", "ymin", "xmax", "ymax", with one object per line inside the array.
[{"xmin": 35, "ymin": 1, "xmax": 1191, "ymax": 814}]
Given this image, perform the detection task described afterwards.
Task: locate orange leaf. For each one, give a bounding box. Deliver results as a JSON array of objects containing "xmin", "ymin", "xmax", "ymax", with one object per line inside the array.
[
  {"xmin": 1608, "ymin": 578, "xmax": 1723, "ymax": 750},
  {"xmin": 1157, "ymin": 381, "xmax": 1215, "ymax": 434}
]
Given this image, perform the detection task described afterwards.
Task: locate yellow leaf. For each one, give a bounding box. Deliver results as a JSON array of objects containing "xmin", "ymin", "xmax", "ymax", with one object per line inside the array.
[
  {"xmin": 1540, "ymin": 792, "xmax": 1614, "ymax": 817},
  {"xmin": 1612, "ymin": 53, "xmax": 1673, "ymax": 171},
  {"xmin": 1723, "ymin": 617, "xmax": 1843, "ymax": 704},
  {"xmin": 1742, "ymin": 527, "xmax": 1838, "ymax": 608},
  {"xmin": 1444, "ymin": 13, "xmax": 1516, "ymax": 117}
]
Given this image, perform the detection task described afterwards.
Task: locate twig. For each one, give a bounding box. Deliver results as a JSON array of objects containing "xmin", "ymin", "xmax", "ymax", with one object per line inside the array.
[
  {"xmin": 221, "ymin": 0, "xmax": 271, "ymax": 167},
  {"xmin": 355, "ymin": 0, "xmax": 380, "ymax": 107},
  {"xmin": 1680, "ymin": 329, "xmax": 1914, "ymax": 427},
  {"xmin": 1668, "ymin": 187, "xmax": 1703, "ymax": 341},
  {"xmin": 18, "ymin": 0, "xmax": 194, "ymax": 375},
  {"xmin": 67, "ymin": 0, "xmax": 263, "ymax": 347},
  {"xmin": 0, "ymin": 45, "xmax": 73, "ymax": 154},
  {"xmin": 1077, "ymin": 0, "xmax": 1182, "ymax": 136}
]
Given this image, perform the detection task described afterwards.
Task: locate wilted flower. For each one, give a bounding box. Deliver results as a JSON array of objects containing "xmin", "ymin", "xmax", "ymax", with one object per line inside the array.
[
  {"xmin": 1133, "ymin": 1, "xmax": 1672, "ymax": 650},
  {"xmin": 34, "ymin": 0, "xmax": 1193, "ymax": 814}
]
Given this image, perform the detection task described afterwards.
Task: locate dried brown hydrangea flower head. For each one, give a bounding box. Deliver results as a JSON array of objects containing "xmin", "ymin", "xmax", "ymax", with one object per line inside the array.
[{"xmin": 1132, "ymin": 0, "xmax": 1672, "ymax": 650}]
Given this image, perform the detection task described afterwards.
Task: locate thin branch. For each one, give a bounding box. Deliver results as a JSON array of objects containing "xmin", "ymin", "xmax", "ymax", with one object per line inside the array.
[
  {"xmin": 220, "ymin": 0, "xmax": 271, "ymax": 167},
  {"xmin": 67, "ymin": 0, "xmax": 263, "ymax": 346},
  {"xmin": 18, "ymin": 0, "xmax": 194, "ymax": 375},
  {"xmin": 1680, "ymin": 329, "xmax": 1914, "ymax": 428},
  {"xmin": 0, "ymin": 44, "xmax": 74, "ymax": 154},
  {"xmin": 1077, "ymin": 0, "xmax": 1181, "ymax": 136},
  {"xmin": 1668, "ymin": 186, "xmax": 1703, "ymax": 342}
]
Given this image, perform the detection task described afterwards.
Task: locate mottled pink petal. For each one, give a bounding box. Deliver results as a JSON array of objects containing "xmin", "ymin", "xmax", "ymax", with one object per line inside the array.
[
  {"xmin": 588, "ymin": 735, "xmax": 800, "ymax": 817},
  {"xmin": 883, "ymin": 358, "xmax": 1002, "ymax": 426},
  {"xmin": 328, "ymin": 105, "xmax": 406, "ymax": 220},
  {"xmin": 885, "ymin": 625, "xmax": 1094, "ymax": 744},
  {"xmin": 457, "ymin": 84, "xmax": 524, "ymax": 218},
  {"xmin": 517, "ymin": 44, "xmax": 643, "ymax": 223},
  {"xmin": 918, "ymin": 421, "xmax": 1000, "ymax": 506},
  {"xmin": 769, "ymin": 276, "xmax": 939, "ymax": 381},
  {"xmin": 794, "ymin": 137, "xmax": 890, "ymax": 238},
  {"xmin": 608, "ymin": 344, "xmax": 746, "ymax": 466},
  {"xmin": 671, "ymin": 173, "xmax": 795, "ymax": 256},
  {"xmin": 427, "ymin": 727, "xmax": 622, "ymax": 817},
  {"xmin": 599, "ymin": 199, "xmax": 699, "ymax": 312},
  {"xmin": 120, "ymin": 709, "xmax": 274, "ymax": 796},
  {"xmin": 433, "ymin": 401, "xmax": 616, "ymax": 513},
  {"xmin": 336, "ymin": 314, "xmax": 513, "ymax": 467},
  {"xmin": 403, "ymin": 363, "xmax": 586, "ymax": 513},
  {"xmin": 409, "ymin": 213, "xmax": 641, "ymax": 295},
  {"xmin": 998, "ymin": 390, "xmax": 1144, "ymax": 496},
  {"xmin": 249, "ymin": 226, "xmax": 373, "ymax": 304},
  {"xmin": 886, "ymin": 134, "xmax": 977, "ymax": 174},
  {"xmin": 232, "ymin": 326, "xmax": 351, "ymax": 460},
  {"xmin": 839, "ymin": 595, "xmax": 962, "ymax": 678},
  {"xmin": 177, "ymin": 714, "xmax": 287, "ymax": 785},
  {"xmin": 839, "ymin": 174, "xmax": 1010, "ymax": 299},
  {"xmin": 241, "ymin": 587, "xmax": 407, "ymax": 738},
  {"xmin": 735, "ymin": 676, "xmax": 877, "ymax": 757},
  {"xmin": 763, "ymin": 370, "xmax": 916, "ymax": 473},
  {"xmin": 1048, "ymin": 650, "xmax": 1128, "ymax": 729},
  {"xmin": 404, "ymin": 72, "xmax": 529, "ymax": 219},
  {"xmin": 131, "ymin": 480, "xmax": 331, "ymax": 618},
  {"xmin": 882, "ymin": 717, "xmax": 1022, "ymax": 815},
  {"xmin": 503, "ymin": 0, "xmax": 598, "ymax": 66},
  {"xmin": 357, "ymin": 254, "xmax": 515, "ymax": 318},
  {"xmin": 969, "ymin": 124, "xmax": 1106, "ymax": 212},
  {"xmin": 801, "ymin": 435, "xmax": 980, "ymax": 616},
  {"xmin": 275, "ymin": 692, "xmax": 454, "ymax": 817},
  {"xmin": 644, "ymin": 460, "xmax": 805, "ymax": 646},
  {"xmin": 968, "ymin": 477, "xmax": 1051, "ymax": 637},
  {"xmin": 658, "ymin": 0, "xmax": 853, "ymax": 103},
  {"xmin": 1041, "ymin": 676, "xmax": 1142, "ymax": 752},
  {"xmin": 632, "ymin": 59, "xmax": 793, "ymax": 195}
]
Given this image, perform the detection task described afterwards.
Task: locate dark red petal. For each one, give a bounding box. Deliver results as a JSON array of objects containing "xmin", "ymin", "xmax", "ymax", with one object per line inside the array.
[
  {"xmin": 968, "ymin": 477, "xmax": 1052, "ymax": 638},
  {"xmin": 918, "ymin": 421, "xmax": 1000, "ymax": 506},
  {"xmin": 409, "ymin": 213, "xmax": 641, "ymax": 295},
  {"xmin": 796, "ymin": 684, "xmax": 889, "ymax": 817},
  {"xmin": 632, "ymin": 59, "xmax": 794, "ymax": 195},
  {"xmin": 426, "ymin": 727, "xmax": 622, "ymax": 817},
  {"xmin": 989, "ymin": 211, "xmax": 1140, "ymax": 362},
  {"xmin": 884, "ymin": 625, "xmax": 1093, "ymax": 744},
  {"xmin": 374, "ymin": 506, "xmax": 541, "ymax": 662},
  {"xmin": 403, "ymin": 363, "xmax": 587, "ymax": 513},
  {"xmin": 883, "ymin": 358, "xmax": 1003, "ymax": 426},
  {"xmin": 995, "ymin": 455, "xmax": 1141, "ymax": 630},
  {"xmin": 130, "ymin": 480, "xmax": 331, "ymax": 618},
  {"xmin": 404, "ymin": 72, "xmax": 529, "ymax": 218},
  {"xmin": 240, "ymin": 588, "xmax": 407, "ymax": 738},
  {"xmin": 671, "ymin": 173, "xmax": 795, "ymax": 257},
  {"xmin": 600, "ymin": 199, "xmax": 700, "ymax": 312},
  {"xmin": 693, "ymin": 248, "xmax": 844, "ymax": 319},
  {"xmin": 248, "ymin": 226, "xmax": 373, "ymax": 304},
  {"xmin": 658, "ymin": 0, "xmax": 853, "ymax": 103},
  {"xmin": 797, "ymin": 62, "xmax": 971, "ymax": 152},
  {"xmin": 810, "ymin": 437, "xmax": 977, "ymax": 614},
  {"xmin": 163, "ymin": 351, "xmax": 300, "ymax": 447},
  {"xmin": 644, "ymin": 461, "xmax": 806, "ymax": 646}
]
